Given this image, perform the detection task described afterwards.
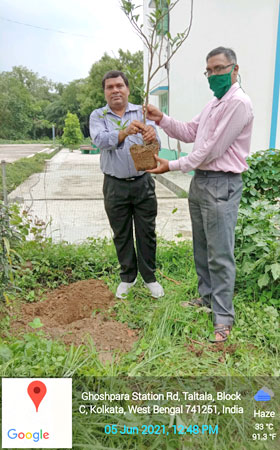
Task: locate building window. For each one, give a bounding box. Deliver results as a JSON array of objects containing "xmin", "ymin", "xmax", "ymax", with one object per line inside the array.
[
  {"xmin": 159, "ymin": 92, "xmax": 168, "ymax": 115},
  {"xmin": 156, "ymin": 0, "xmax": 169, "ymax": 36}
]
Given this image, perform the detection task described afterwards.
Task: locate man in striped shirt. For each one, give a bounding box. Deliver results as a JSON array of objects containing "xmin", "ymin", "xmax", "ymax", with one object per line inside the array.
[
  {"xmin": 90, "ymin": 71, "xmax": 164, "ymax": 300},
  {"xmin": 146, "ymin": 47, "xmax": 254, "ymax": 343}
]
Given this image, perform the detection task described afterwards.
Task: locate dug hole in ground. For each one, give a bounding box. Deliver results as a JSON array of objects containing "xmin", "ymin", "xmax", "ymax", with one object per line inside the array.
[{"xmin": 10, "ymin": 279, "xmax": 138, "ymax": 365}]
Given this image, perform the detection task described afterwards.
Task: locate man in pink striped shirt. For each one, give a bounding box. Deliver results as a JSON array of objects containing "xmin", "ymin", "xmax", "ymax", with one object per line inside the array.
[{"xmin": 146, "ymin": 47, "xmax": 254, "ymax": 343}]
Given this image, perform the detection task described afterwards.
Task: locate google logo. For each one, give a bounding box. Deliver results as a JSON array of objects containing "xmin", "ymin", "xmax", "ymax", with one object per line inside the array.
[{"xmin": 7, "ymin": 428, "xmax": 49, "ymax": 442}]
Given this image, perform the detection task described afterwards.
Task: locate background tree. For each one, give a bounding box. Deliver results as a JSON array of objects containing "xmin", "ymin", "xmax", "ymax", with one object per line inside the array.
[
  {"xmin": 30, "ymin": 100, "xmax": 53, "ymax": 140},
  {"xmin": 62, "ymin": 112, "xmax": 83, "ymax": 151},
  {"xmin": 0, "ymin": 73, "xmax": 34, "ymax": 139},
  {"xmin": 45, "ymin": 79, "xmax": 88, "ymax": 137},
  {"xmin": 0, "ymin": 66, "xmax": 54, "ymax": 140},
  {"xmin": 0, "ymin": 50, "xmax": 143, "ymax": 141},
  {"xmin": 44, "ymin": 99, "xmax": 68, "ymax": 137},
  {"xmin": 11, "ymin": 65, "xmax": 55, "ymax": 101}
]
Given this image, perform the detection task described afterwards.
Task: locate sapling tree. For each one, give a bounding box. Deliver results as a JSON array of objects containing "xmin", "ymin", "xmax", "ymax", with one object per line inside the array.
[
  {"xmin": 121, "ymin": 0, "xmax": 194, "ymax": 124},
  {"xmin": 119, "ymin": 0, "xmax": 193, "ymax": 170}
]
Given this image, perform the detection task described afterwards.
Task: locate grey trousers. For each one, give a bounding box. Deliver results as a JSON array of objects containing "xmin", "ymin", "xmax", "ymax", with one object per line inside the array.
[
  {"xmin": 103, "ymin": 173, "xmax": 157, "ymax": 283},
  {"xmin": 188, "ymin": 170, "xmax": 243, "ymax": 326}
]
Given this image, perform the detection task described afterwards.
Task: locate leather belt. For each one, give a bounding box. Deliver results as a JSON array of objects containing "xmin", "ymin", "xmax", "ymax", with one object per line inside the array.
[
  {"xmin": 105, "ymin": 173, "xmax": 146, "ymax": 181},
  {"xmin": 195, "ymin": 169, "xmax": 240, "ymax": 177}
]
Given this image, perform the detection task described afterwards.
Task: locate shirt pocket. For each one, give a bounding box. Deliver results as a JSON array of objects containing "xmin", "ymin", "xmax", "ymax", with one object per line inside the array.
[{"xmin": 205, "ymin": 104, "xmax": 226, "ymax": 140}]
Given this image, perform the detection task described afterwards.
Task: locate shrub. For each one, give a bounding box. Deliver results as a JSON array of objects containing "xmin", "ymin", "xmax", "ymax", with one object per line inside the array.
[
  {"xmin": 235, "ymin": 200, "xmax": 280, "ymax": 303},
  {"xmin": 62, "ymin": 112, "xmax": 83, "ymax": 150},
  {"xmin": 0, "ymin": 202, "xmax": 22, "ymax": 301},
  {"xmin": 242, "ymin": 149, "xmax": 280, "ymax": 205}
]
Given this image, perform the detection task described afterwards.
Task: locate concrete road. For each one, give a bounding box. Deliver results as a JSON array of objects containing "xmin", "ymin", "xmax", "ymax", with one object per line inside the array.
[
  {"xmin": 9, "ymin": 149, "xmax": 192, "ymax": 243},
  {"xmin": 0, "ymin": 144, "xmax": 52, "ymax": 163}
]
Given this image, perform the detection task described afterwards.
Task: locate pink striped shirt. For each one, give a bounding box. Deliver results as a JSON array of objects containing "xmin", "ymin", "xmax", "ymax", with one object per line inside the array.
[{"xmin": 160, "ymin": 83, "xmax": 254, "ymax": 173}]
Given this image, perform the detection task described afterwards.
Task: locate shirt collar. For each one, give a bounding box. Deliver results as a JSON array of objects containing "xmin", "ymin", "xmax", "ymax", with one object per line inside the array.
[
  {"xmin": 212, "ymin": 82, "xmax": 240, "ymax": 106},
  {"xmin": 105, "ymin": 102, "xmax": 140, "ymax": 116}
]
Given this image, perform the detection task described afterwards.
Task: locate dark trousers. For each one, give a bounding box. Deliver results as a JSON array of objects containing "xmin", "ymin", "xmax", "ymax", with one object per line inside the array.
[
  {"xmin": 103, "ymin": 173, "xmax": 157, "ymax": 283},
  {"xmin": 188, "ymin": 170, "xmax": 243, "ymax": 326}
]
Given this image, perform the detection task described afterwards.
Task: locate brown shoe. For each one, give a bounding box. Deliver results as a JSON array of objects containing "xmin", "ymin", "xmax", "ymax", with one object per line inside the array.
[
  {"xmin": 209, "ymin": 325, "xmax": 232, "ymax": 343},
  {"xmin": 180, "ymin": 298, "xmax": 211, "ymax": 313}
]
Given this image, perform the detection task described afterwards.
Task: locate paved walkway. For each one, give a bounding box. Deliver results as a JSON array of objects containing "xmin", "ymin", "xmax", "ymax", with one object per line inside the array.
[
  {"xmin": 156, "ymin": 171, "xmax": 192, "ymax": 197},
  {"xmin": 0, "ymin": 144, "xmax": 53, "ymax": 163},
  {"xmin": 9, "ymin": 149, "xmax": 193, "ymax": 243}
]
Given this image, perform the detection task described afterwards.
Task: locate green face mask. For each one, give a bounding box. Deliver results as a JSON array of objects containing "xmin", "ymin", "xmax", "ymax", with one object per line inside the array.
[{"xmin": 208, "ymin": 65, "xmax": 235, "ymax": 99}]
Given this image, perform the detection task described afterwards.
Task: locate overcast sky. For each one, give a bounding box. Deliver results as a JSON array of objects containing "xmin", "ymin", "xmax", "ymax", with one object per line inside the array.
[{"xmin": 0, "ymin": 0, "xmax": 143, "ymax": 84}]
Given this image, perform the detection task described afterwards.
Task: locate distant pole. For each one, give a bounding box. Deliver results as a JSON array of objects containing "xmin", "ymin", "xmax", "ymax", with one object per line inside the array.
[
  {"xmin": 52, "ymin": 125, "xmax": 55, "ymax": 144},
  {"xmin": 1, "ymin": 160, "xmax": 8, "ymax": 206},
  {"xmin": 177, "ymin": 140, "xmax": 182, "ymax": 159}
]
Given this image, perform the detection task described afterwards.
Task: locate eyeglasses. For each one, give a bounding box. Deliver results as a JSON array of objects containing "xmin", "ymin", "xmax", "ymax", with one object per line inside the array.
[{"xmin": 204, "ymin": 63, "xmax": 234, "ymax": 78}]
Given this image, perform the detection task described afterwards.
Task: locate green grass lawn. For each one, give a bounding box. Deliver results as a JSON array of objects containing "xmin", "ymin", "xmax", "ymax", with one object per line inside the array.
[
  {"xmin": 0, "ymin": 237, "xmax": 278, "ymax": 379},
  {"xmin": 0, "ymin": 237, "xmax": 279, "ymax": 450}
]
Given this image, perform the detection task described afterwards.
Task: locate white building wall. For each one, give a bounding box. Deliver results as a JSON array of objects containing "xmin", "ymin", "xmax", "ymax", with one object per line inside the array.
[
  {"xmin": 143, "ymin": 0, "xmax": 168, "ymax": 106},
  {"xmin": 144, "ymin": 0, "xmax": 280, "ymax": 154}
]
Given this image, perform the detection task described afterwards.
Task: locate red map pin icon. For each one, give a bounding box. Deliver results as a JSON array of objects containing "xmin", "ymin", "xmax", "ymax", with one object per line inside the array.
[{"xmin": 27, "ymin": 381, "xmax": 47, "ymax": 412}]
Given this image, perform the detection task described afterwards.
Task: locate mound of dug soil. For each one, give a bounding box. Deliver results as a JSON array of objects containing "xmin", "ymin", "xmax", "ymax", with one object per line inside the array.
[{"xmin": 11, "ymin": 279, "xmax": 138, "ymax": 358}]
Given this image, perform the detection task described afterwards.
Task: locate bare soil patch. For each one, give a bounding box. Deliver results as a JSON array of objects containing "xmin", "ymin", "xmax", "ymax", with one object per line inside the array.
[
  {"xmin": 10, "ymin": 279, "xmax": 138, "ymax": 358},
  {"xmin": 185, "ymin": 339, "xmax": 238, "ymax": 360}
]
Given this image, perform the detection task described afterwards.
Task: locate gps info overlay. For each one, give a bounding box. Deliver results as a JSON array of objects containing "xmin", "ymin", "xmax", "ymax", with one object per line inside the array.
[{"xmin": 73, "ymin": 377, "xmax": 279, "ymax": 448}]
